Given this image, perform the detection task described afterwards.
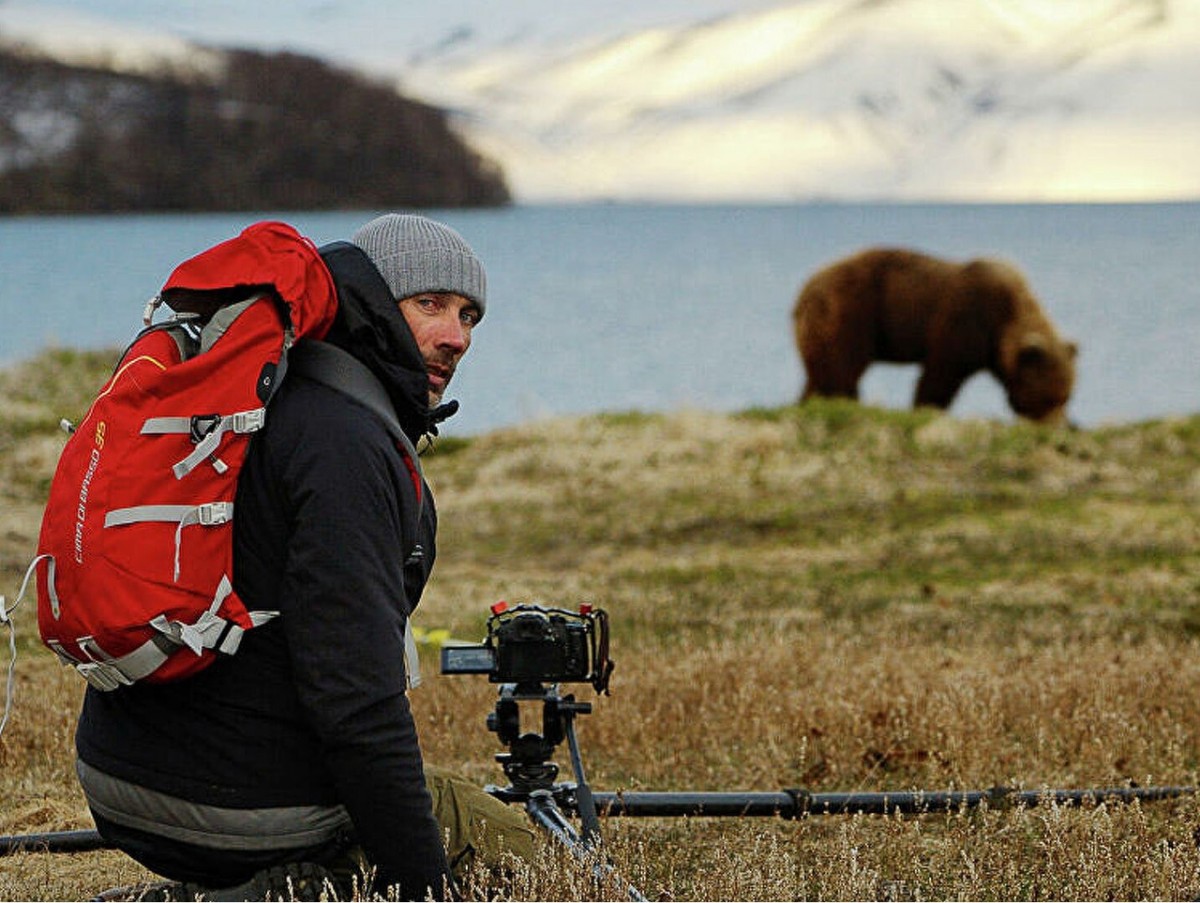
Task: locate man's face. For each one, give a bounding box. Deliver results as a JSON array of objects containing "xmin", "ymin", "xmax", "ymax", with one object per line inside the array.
[{"xmin": 397, "ymin": 292, "xmax": 480, "ymax": 407}]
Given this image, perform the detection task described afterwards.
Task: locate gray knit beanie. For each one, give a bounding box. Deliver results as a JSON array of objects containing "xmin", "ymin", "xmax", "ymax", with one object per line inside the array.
[{"xmin": 351, "ymin": 213, "xmax": 487, "ymax": 317}]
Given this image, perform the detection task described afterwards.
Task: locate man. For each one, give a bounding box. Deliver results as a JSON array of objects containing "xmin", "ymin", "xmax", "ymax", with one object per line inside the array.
[{"xmin": 75, "ymin": 214, "xmax": 534, "ymax": 900}]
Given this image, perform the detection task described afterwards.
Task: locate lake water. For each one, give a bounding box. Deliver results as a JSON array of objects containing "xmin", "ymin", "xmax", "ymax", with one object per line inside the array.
[{"xmin": 1, "ymin": 203, "xmax": 1196, "ymax": 436}]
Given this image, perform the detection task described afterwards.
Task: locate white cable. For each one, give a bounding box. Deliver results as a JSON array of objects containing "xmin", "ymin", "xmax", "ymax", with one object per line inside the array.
[
  {"xmin": 0, "ymin": 557, "xmax": 45, "ymax": 740},
  {"xmin": 0, "ymin": 602, "xmax": 16, "ymax": 739}
]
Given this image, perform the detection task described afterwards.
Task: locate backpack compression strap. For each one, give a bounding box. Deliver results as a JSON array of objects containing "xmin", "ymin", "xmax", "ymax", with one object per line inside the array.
[
  {"xmin": 44, "ymin": 576, "xmax": 278, "ymax": 692},
  {"xmin": 140, "ymin": 409, "xmax": 267, "ymax": 478}
]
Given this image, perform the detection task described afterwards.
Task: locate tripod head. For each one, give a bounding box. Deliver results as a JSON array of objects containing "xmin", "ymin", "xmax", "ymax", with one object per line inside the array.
[{"xmin": 486, "ymin": 681, "xmax": 593, "ymax": 801}]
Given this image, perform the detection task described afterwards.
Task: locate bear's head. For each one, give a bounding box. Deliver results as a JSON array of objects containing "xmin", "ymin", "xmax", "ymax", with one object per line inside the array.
[
  {"xmin": 970, "ymin": 258, "xmax": 1077, "ymax": 426},
  {"xmin": 1003, "ymin": 332, "xmax": 1078, "ymax": 425}
]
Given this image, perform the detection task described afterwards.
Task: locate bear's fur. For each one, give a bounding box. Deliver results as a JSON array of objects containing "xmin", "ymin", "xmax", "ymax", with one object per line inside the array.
[{"xmin": 792, "ymin": 248, "xmax": 1078, "ymax": 424}]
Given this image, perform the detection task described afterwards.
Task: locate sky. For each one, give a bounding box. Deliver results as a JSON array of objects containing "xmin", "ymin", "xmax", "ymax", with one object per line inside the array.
[{"xmin": 0, "ymin": 1, "xmax": 795, "ymax": 65}]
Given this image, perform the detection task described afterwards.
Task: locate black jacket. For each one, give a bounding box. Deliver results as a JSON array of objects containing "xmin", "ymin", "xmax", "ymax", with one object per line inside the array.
[{"xmin": 75, "ymin": 243, "xmax": 452, "ymax": 898}]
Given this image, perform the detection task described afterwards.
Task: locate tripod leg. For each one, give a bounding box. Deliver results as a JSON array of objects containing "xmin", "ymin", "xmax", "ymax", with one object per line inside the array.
[
  {"xmin": 525, "ymin": 791, "xmax": 647, "ymax": 903},
  {"xmin": 526, "ymin": 788, "xmax": 584, "ymax": 845},
  {"xmin": 564, "ymin": 717, "xmax": 602, "ymax": 846}
]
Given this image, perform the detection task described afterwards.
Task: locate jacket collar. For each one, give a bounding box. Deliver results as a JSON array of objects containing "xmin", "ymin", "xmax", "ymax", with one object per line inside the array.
[{"xmin": 317, "ymin": 241, "xmax": 439, "ymax": 444}]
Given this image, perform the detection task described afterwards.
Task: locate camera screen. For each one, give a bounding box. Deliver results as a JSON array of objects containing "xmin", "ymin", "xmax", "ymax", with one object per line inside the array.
[{"xmin": 440, "ymin": 645, "xmax": 496, "ymax": 674}]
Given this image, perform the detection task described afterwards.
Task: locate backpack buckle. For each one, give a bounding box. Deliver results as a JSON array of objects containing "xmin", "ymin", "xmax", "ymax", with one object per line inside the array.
[
  {"xmin": 197, "ymin": 502, "xmax": 234, "ymax": 526},
  {"xmin": 230, "ymin": 409, "xmax": 266, "ymax": 433},
  {"xmin": 75, "ymin": 660, "xmax": 132, "ymax": 692}
]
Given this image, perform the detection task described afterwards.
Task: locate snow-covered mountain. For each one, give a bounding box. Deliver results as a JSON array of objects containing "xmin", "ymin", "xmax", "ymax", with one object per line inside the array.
[{"xmin": 1, "ymin": 0, "xmax": 1197, "ymax": 203}]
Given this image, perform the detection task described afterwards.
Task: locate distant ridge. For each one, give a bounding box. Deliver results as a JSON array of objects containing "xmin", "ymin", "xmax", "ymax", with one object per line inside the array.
[
  {"xmin": 2, "ymin": 0, "xmax": 1198, "ymax": 204},
  {"xmin": 0, "ymin": 45, "xmax": 510, "ymax": 213}
]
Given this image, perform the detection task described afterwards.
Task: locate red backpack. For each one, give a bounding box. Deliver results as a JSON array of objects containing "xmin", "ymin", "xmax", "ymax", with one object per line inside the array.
[{"xmin": 33, "ymin": 221, "xmax": 339, "ymax": 689}]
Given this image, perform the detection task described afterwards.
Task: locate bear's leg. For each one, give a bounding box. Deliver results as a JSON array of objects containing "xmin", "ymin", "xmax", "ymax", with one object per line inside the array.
[
  {"xmin": 798, "ymin": 343, "xmax": 870, "ymax": 402},
  {"xmin": 914, "ymin": 362, "xmax": 969, "ymax": 410},
  {"xmin": 800, "ymin": 365, "xmax": 864, "ymax": 402}
]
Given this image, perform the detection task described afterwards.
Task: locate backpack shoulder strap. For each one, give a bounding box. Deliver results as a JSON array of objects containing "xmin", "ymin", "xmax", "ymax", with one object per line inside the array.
[
  {"xmin": 286, "ymin": 340, "xmax": 423, "ymax": 478},
  {"xmin": 286, "ymin": 339, "xmax": 428, "ymax": 690}
]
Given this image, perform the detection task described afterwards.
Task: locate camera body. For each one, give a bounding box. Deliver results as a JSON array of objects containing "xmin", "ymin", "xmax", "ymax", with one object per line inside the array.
[
  {"xmin": 495, "ymin": 608, "xmax": 591, "ymax": 684},
  {"xmin": 441, "ymin": 603, "xmax": 610, "ymax": 691}
]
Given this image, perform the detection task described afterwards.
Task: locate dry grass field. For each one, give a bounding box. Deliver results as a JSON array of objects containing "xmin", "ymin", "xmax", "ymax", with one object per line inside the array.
[{"xmin": 3, "ymin": 348, "xmax": 1200, "ymax": 900}]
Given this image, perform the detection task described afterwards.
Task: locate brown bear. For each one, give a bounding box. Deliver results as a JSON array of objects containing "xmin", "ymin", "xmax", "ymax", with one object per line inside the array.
[{"xmin": 792, "ymin": 247, "xmax": 1078, "ymax": 424}]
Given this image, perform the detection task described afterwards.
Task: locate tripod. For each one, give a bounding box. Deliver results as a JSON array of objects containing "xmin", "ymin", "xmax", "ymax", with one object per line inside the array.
[{"xmin": 481, "ymin": 680, "xmax": 646, "ymax": 902}]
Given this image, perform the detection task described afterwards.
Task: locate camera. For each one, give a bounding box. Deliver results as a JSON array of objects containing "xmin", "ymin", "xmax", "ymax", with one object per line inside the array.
[{"xmin": 441, "ymin": 602, "xmax": 612, "ymax": 693}]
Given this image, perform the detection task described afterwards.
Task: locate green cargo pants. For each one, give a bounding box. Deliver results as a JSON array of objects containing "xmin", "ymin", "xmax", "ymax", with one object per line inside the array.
[
  {"xmin": 425, "ymin": 765, "xmax": 540, "ymax": 882},
  {"xmin": 310, "ymin": 766, "xmax": 540, "ymax": 897}
]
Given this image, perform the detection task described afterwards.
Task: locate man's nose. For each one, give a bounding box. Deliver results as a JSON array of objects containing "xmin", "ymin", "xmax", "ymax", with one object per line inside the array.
[{"xmin": 433, "ymin": 313, "xmax": 469, "ymax": 352}]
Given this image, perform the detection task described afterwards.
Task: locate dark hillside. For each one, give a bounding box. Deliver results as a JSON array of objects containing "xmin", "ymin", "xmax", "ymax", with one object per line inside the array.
[{"xmin": 0, "ymin": 46, "xmax": 510, "ymax": 212}]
